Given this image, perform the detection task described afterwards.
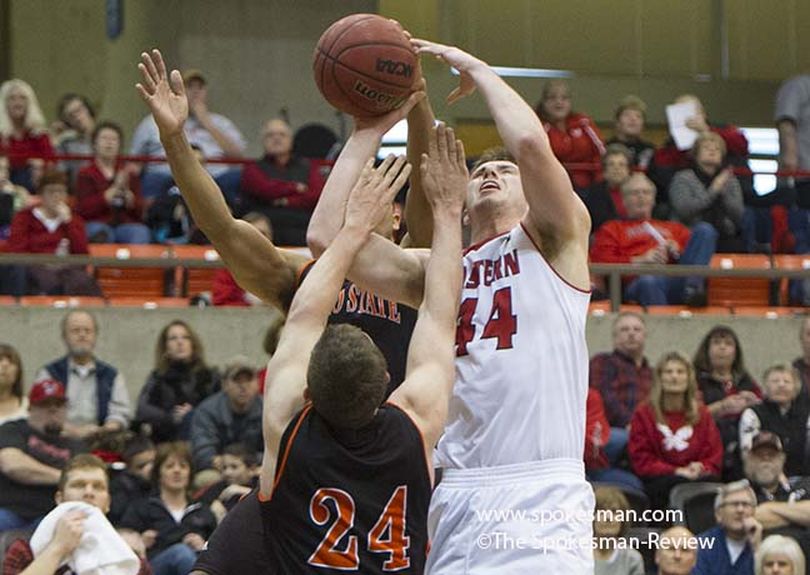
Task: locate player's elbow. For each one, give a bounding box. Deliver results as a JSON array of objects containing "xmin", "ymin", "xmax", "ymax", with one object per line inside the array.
[
  {"xmin": 306, "ymin": 226, "xmax": 329, "ymax": 258},
  {"xmin": 0, "ymin": 449, "xmax": 19, "ymax": 475}
]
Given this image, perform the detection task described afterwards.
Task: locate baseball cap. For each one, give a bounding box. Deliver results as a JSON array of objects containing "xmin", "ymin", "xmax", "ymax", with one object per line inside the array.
[
  {"xmin": 750, "ymin": 431, "xmax": 783, "ymax": 453},
  {"xmin": 183, "ymin": 69, "xmax": 206, "ymax": 85},
  {"xmin": 29, "ymin": 379, "xmax": 67, "ymax": 406},
  {"xmin": 223, "ymin": 356, "xmax": 256, "ymax": 381}
]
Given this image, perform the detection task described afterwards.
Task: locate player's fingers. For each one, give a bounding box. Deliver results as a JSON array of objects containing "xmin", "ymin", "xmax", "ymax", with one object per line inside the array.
[
  {"xmin": 436, "ymin": 122, "xmax": 449, "ymax": 163},
  {"xmin": 444, "ymin": 125, "xmax": 456, "ymax": 163},
  {"xmin": 427, "ymin": 124, "xmax": 439, "ymax": 160},
  {"xmin": 454, "ymin": 139, "xmax": 467, "ymax": 171},
  {"xmin": 152, "ymin": 49, "xmax": 168, "ymax": 80},
  {"xmin": 135, "ymin": 83, "xmax": 151, "ymax": 102},
  {"xmin": 137, "ymin": 64, "xmax": 156, "ymax": 93},
  {"xmin": 397, "ymin": 91, "xmax": 425, "ymax": 118},
  {"xmin": 387, "ymin": 163, "xmax": 412, "ymax": 202},
  {"xmin": 447, "ymin": 87, "xmax": 462, "ymax": 105},
  {"xmin": 383, "ymin": 156, "xmax": 408, "ymax": 187},
  {"xmin": 169, "ymin": 69, "xmax": 186, "ymax": 97},
  {"xmin": 141, "ymin": 52, "xmax": 160, "ymax": 84}
]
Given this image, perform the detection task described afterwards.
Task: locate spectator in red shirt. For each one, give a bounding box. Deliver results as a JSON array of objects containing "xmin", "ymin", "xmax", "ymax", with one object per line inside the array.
[
  {"xmin": 7, "ymin": 170, "xmax": 101, "ymax": 296},
  {"xmin": 590, "ymin": 173, "xmax": 718, "ymax": 305},
  {"xmin": 75, "ymin": 121, "xmax": 150, "ymax": 244},
  {"xmin": 0, "ymin": 79, "xmax": 54, "ymax": 192},
  {"xmin": 535, "ymin": 79, "xmax": 605, "ymax": 191},
  {"xmin": 628, "ymin": 351, "xmax": 723, "ymax": 512},
  {"xmin": 239, "ymin": 119, "xmax": 327, "ymax": 246}
]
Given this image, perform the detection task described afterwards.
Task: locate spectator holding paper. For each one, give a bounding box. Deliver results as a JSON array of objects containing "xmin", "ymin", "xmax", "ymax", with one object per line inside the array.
[{"xmin": 590, "ymin": 173, "xmax": 718, "ymax": 306}]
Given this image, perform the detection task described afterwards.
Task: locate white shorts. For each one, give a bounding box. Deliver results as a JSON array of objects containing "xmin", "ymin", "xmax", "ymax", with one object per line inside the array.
[{"xmin": 426, "ymin": 459, "xmax": 594, "ymax": 574}]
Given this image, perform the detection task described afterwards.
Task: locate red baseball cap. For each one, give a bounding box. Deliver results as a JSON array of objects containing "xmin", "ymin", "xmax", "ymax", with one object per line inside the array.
[{"xmin": 29, "ymin": 379, "xmax": 67, "ymax": 406}]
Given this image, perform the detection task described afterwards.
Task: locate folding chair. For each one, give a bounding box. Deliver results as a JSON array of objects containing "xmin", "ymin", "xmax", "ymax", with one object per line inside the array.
[{"xmin": 707, "ymin": 254, "xmax": 772, "ymax": 307}]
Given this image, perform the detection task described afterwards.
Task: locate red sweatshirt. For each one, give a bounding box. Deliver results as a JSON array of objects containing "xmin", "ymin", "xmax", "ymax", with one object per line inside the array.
[
  {"xmin": 628, "ymin": 403, "xmax": 723, "ymax": 478},
  {"xmin": 75, "ymin": 163, "xmax": 144, "ymax": 225},
  {"xmin": 1, "ymin": 131, "xmax": 54, "ymax": 170},
  {"xmin": 590, "ymin": 218, "xmax": 691, "ymax": 264},
  {"xmin": 212, "ymin": 268, "xmax": 249, "ymax": 307},
  {"xmin": 544, "ymin": 113, "xmax": 605, "ymax": 189},
  {"xmin": 584, "ymin": 388, "xmax": 611, "ymax": 471},
  {"xmin": 240, "ymin": 157, "xmax": 328, "ymax": 210},
  {"xmin": 7, "ymin": 207, "xmax": 88, "ymax": 254}
]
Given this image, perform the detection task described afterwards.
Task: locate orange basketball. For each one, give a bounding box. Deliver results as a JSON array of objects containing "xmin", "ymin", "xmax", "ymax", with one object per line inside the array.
[{"xmin": 313, "ymin": 14, "xmax": 417, "ymax": 117}]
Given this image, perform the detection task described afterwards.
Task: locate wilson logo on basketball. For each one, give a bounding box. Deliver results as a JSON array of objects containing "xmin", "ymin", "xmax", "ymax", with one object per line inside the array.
[
  {"xmin": 375, "ymin": 59, "xmax": 413, "ymax": 77},
  {"xmin": 353, "ymin": 80, "xmax": 398, "ymax": 106}
]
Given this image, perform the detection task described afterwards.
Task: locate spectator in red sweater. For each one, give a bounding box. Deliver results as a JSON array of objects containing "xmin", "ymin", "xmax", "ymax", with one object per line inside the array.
[
  {"xmin": 590, "ymin": 173, "xmax": 718, "ymax": 305},
  {"xmin": 7, "ymin": 169, "xmax": 101, "ymax": 296},
  {"xmin": 239, "ymin": 118, "xmax": 327, "ymax": 246},
  {"xmin": 629, "ymin": 351, "xmax": 723, "ymax": 512},
  {"xmin": 0, "ymin": 79, "xmax": 54, "ymax": 192},
  {"xmin": 535, "ymin": 79, "xmax": 605, "ymax": 191},
  {"xmin": 75, "ymin": 121, "xmax": 151, "ymax": 244},
  {"xmin": 212, "ymin": 212, "xmax": 272, "ymax": 307}
]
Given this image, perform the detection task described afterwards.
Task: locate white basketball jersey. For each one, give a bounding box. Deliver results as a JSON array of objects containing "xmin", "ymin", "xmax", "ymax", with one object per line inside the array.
[{"xmin": 435, "ymin": 224, "xmax": 591, "ymax": 469}]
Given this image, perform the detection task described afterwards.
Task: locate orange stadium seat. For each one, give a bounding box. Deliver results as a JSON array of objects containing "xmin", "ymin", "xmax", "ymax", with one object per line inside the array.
[
  {"xmin": 0, "ymin": 296, "xmax": 17, "ymax": 306},
  {"xmin": 108, "ymin": 297, "xmax": 190, "ymax": 308},
  {"xmin": 773, "ymin": 255, "xmax": 810, "ymax": 306},
  {"xmin": 18, "ymin": 296, "xmax": 106, "ymax": 308},
  {"xmin": 89, "ymin": 244, "xmax": 171, "ymax": 299},
  {"xmin": 707, "ymin": 254, "xmax": 772, "ymax": 308},
  {"xmin": 171, "ymin": 245, "xmax": 220, "ymax": 297}
]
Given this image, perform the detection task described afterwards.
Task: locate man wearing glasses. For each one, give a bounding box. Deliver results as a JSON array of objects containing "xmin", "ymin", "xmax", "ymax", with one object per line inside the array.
[{"xmin": 692, "ymin": 479, "xmax": 763, "ymax": 575}]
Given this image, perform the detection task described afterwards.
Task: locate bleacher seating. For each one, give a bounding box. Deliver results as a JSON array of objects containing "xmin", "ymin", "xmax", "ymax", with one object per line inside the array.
[
  {"xmin": 707, "ymin": 254, "xmax": 771, "ymax": 308},
  {"xmin": 171, "ymin": 245, "xmax": 220, "ymax": 297},
  {"xmin": 88, "ymin": 244, "xmax": 171, "ymax": 299}
]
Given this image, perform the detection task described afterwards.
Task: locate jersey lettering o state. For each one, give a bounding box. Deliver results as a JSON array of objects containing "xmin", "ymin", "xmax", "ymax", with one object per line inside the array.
[
  {"xmin": 435, "ymin": 224, "xmax": 591, "ymax": 469},
  {"xmin": 299, "ymin": 261, "xmax": 417, "ymax": 396},
  {"xmin": 261, "ymin": 404, "xmax": 431, "ymax": 574}
]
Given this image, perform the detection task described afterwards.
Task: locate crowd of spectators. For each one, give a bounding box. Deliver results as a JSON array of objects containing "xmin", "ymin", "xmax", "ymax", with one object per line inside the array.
[
  {"xmin": 0, "ymin": 310, "xmax": 274, "ymax": 574},
  {"xmin": 587, "ymin": 312, "xmax": 810, "ymax": 573}
]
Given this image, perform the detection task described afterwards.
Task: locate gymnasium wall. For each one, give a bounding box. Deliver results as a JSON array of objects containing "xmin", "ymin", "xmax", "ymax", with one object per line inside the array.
[
  {"xmin": 4, "ymin": 307, "xmax": 803, "ymax": 401},
  {"xmin": 7, "ymin": 0, "xmax": 810, "ymax": 155}
]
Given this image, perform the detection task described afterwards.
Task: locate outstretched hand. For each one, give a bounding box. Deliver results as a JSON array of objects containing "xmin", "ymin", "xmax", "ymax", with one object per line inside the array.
[
  {"xmin": 344, "ymin": 155, "xmax": 411, "ymax": 234},
  {"xmin": 421, "ymin": 122, "xmax": 467, "ymax": 215},
  {"xmin": 354, "ymin": 91, "xmax": 426, "ymax": 135},
  {"xmin": 411, "ymin": 39, "xmax": 485, "ymax": 104},
  {"xmin": 135, "ymin": 49, "xmax": 189, "ymax": 139}
]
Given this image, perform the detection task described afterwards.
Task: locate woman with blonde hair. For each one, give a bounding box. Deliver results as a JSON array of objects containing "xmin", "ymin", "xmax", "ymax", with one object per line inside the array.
[
  {"xmin": 755, "ymin": 535, "xmax": 805, "ymax": 575},
  {"xmin": 0, "ymin": 79, "xmax": 54, "ymax": 191},
  {"xmin": 628, "ymin": 351, "xmax": 723, "ymax": 511},
  {"xmin": 593, "ymin": 486, "xmax": 645, "ymax": 575}
]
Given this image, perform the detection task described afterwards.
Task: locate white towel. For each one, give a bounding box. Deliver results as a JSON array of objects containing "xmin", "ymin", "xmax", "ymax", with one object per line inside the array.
[{"xmin": 30, "ymin": 501, "xmax": 140, "ymax": 575}]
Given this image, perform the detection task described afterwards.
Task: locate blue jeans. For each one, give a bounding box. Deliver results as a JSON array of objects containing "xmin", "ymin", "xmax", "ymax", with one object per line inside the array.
[
  {"xmin": 0, "ymin": 508, "xmax": 41, "ymax": 532},
  {"xmin": 742, "ymin": 206, "xmax": 773, "ymax": 252},
  {"xmin": 604, "ymin": 427, "xmax": 629, "ymax": 465},
  {"xmin": 150, "ymin": 543, "xmax": 197, "ymax": 575},
  {"xmin": 85, "ymin": 221, "xmax": 152, "ymax": 244},
  {"xmin": 624, "ymin": 222, "xmax": 718, "ymax": 305}
]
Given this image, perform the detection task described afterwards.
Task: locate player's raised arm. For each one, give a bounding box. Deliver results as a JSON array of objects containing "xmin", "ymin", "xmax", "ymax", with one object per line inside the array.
[
  {"xmin": 259, "ymin": 157, "xmax": 412, "ymax": 496},
  {"xmin": 136, "ymin": 49, "xmax": 307, "ymax": 311},
  {"xmin": 413, "ymin": 40, "xmax": 591, "ymax": 282},
  {"xmin": 402, "ymin": 59, "xmax": 438, "ymax": 248},
  {"xmin": 306, "ymin": 96, "xmax": 429, "ymax": 309},
  {"xmin": 389, "ymin": 124, "xmax": 465, "ymax": 452}
]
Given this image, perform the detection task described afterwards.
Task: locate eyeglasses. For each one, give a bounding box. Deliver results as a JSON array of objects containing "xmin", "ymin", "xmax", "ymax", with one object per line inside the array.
[{"xmin": 721, "ymin": 501, "xmax": 754, "ymax": 509}]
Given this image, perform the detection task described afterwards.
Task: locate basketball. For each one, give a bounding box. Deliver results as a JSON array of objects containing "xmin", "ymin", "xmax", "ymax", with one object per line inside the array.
[{"xmin": 313, "ymin": 14, "xmax": 417, "ymax": 117}]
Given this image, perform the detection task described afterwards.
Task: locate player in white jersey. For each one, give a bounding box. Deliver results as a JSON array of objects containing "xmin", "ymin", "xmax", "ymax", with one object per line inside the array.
[{"xmin": 307, "ymin": 39, "xmax": 594, "ymax": 573}]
